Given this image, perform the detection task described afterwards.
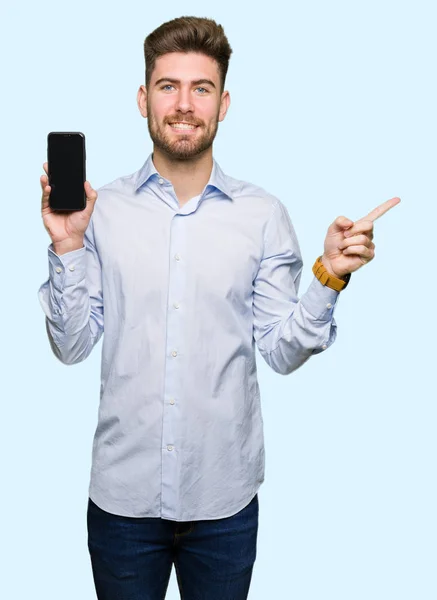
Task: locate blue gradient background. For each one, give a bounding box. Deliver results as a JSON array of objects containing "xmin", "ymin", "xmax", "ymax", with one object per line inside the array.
[{"xmin": 2, "ymin": 1, "xmax": 435, "ymax": 598}]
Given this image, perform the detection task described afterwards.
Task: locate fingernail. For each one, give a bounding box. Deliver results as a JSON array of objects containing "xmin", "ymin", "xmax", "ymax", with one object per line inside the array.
[{"xmin": 344, "ymin": 231, "xmax": 351, "ymax": 237}]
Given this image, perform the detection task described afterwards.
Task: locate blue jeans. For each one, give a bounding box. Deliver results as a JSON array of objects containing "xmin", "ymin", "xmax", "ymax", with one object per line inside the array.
[{"xmin": 87, "ymin": 493, "xmax": 259, "ymax": 599}]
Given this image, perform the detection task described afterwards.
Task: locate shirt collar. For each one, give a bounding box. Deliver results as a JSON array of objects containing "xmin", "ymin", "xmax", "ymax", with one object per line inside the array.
[{"xmin": 133, "ymin": 153, "xmax": 234, "ymax": 201}]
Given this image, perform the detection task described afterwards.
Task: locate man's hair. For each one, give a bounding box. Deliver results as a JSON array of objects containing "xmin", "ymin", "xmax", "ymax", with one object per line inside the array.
[{"xmin": 143, "ymin": 16, "xmax": 233, "ymax": 94}]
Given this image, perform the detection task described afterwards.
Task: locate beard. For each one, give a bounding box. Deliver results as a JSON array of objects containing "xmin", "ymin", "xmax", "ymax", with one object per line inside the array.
[{"xmin": 146, "ymin": 104, "xmax": 219, "ymax": 160}]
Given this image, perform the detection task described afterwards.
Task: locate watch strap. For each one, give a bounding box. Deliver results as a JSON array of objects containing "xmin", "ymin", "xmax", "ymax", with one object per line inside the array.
[{"xmin": 312, "ymin": 256, "xmax": 351, "ymax": 292}]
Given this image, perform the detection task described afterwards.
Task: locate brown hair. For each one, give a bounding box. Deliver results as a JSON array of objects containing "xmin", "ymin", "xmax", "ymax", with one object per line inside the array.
[{"xmin": 144, "ymin": 16, "xmax": 233, "ymax": 94}]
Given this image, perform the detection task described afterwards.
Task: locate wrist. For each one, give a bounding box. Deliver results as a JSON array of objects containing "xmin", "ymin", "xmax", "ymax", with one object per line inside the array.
[
  {"xmin": 313, "ymin": 255, "xmax": 351, "ymax": 292},
  {"xmin": 321, "ymin": 254, "xmax": 349, "ymax": 281},
  {"xmin": 53, "ymin": 238, "xmax": 84, "ymax": 256}
]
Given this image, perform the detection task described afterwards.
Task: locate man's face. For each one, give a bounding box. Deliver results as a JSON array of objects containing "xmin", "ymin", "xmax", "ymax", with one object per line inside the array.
[{"xmin": 138, "ymin": 52, "xmax": 230, "ymax": 160}]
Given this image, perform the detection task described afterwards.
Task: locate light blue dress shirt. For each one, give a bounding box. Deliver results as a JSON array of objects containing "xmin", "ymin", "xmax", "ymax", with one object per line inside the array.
[{"xmin": 38, "ymin": 154, "xmax": 340, "ymax": 521}]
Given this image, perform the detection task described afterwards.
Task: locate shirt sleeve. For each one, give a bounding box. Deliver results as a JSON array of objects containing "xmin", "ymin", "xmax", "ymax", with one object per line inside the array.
[
  {"xmin": 37, "ymin": 216, "xmax": 104, "ymax": 364},
  {"xmin": 252, "ymin": 199, "xmax": 341, "ymax": 375}
]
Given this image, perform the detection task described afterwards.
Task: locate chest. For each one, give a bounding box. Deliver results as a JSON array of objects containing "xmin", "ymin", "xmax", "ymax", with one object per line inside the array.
[{"xmin": 93, "ymin": 198, "xmax": 264, "ymax": 303}]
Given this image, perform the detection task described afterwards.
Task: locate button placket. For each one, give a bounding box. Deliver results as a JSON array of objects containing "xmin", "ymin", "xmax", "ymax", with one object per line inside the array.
[{"xmin": 161, "ymin": 214, "xmax": 187, "ymax": 518}]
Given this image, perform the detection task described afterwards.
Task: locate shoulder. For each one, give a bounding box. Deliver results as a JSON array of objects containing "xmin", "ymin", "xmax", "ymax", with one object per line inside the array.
[
  {"xmin": 226, "ymin": 174, "xmax": 292, "ymax": 224},
  {"xmin": 224, "ymin": 171, "xmax": 300, "ymax": 240},
  {"xmin": 91, "ymin": 169, "xmax": 141, "ymax": 222},
  {"xmin": 223, "ymin": 171, "xmax": 280, "ymax": 211},
  {"xmin": 95, "ymin": 169, "xmax": 138, "ymax": 196}
]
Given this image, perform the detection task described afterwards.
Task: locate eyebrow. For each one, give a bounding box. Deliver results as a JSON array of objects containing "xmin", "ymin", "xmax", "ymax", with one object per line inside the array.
[{"xmin": 154, "ymin": 77, "xmax": 216, "ymax": 90}]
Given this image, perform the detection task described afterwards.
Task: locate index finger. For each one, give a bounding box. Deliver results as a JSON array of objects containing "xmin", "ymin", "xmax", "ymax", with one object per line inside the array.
[{"xmin": 361, "ymin": 197, "xmax": 401, "ymax": 223}]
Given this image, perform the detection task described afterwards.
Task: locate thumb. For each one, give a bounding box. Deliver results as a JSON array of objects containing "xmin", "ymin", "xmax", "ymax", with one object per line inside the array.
[
  {"xmin": 329, "ymin": 215, "xmax": 354, "ymax": 234},
  {"xmin": 84, "ymin": 181, "xmax": 98, "ymax": 205}
]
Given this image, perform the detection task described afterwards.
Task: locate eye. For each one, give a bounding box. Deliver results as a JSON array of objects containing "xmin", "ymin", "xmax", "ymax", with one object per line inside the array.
[
  {"xmin": 196, "ymin": 87, "xmax": 208, "ymax": 94},
  {"xmin": 161, "ymin": 84, "xmax": 174, "ymax": 91}
]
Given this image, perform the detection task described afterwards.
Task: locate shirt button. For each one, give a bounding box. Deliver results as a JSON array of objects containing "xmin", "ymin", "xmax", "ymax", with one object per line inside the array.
[
  {"xmin": 167, "ymin": 445, "xmax": 174, "ymax": 451},
  {"xmin": 68, "ymin": 265, "xmax": 75, "ymax": 271},
  {"xmin": 55, "ymin": 267, "xmax": 62, "ymax": 273},
  {"xmin": 322, "ymin": 344, "xmax": 327, "ymax": 350},
  {"xmin": 171, "ymin": 350, "xmax": 178, "ymax": 357},
  {"xmin": 170, "ymin": 398, "xmax": 175, "ymax": 405},
  {"xmin": 326, "ymin": 303, "xmax": 332, "ymax": 309},
  {"xmin": 158, "ymin": 178, "xmax": 164, "ymax": 185},
  {"xmin": 174, "ymin": 254, "xmax": 181, "ymax": 261},
  {"xmin": 173, "ymin": 302, "xmax": 180, "ymax": 309}
]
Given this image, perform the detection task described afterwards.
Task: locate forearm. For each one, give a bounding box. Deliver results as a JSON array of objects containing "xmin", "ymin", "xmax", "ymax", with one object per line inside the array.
[
  {"xmin": 256, "ymin": 277, "xmax": 339, "ymax": 375},
  {"xmin": 38, "ymin": 245, "xmax": 103, "ymax": 364}
]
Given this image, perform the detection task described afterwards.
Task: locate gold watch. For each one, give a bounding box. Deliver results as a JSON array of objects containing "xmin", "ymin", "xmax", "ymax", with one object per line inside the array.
[{"xmin": 312, "ymin": 256, "xmax": 351, "ymax": 292}]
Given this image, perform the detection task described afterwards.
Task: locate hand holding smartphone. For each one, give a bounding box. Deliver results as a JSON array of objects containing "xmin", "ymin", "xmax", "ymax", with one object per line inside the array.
[{"xmin": 41, "ymin": 131, "xmax": 98, "ymax": 256}]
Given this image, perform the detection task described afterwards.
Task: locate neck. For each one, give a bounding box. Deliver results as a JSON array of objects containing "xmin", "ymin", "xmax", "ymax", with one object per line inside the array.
[{"xmin": 152, "ymin": 147, "xmax": 213, "ymax": 205}]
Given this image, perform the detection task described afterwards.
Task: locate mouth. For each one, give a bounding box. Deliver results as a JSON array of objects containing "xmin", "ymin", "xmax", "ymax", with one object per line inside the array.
[{"xmin": 168, "ymin": 122, "xmax": 199, "ymax": 134}]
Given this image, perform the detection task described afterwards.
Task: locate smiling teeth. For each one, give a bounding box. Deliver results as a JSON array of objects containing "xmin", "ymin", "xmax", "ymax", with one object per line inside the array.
[{"xmin": 171, "ymin": 123, "xmax": 196, "ymax": 129}]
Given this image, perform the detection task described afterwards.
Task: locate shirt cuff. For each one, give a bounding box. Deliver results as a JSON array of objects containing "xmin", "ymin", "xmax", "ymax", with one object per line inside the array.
[
  {"xmin": 300, "ymin": 276, "xmax": 341, "ymax": 321},
  {"xmin": 48, "ymin": 244, "xmax": 86, "ymax": 291}
]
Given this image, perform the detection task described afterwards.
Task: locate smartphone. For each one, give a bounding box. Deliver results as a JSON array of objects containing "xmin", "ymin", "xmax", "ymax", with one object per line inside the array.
[{"xmin": 47, "ymin": 132, "xmax": 86, "ymax": 211}]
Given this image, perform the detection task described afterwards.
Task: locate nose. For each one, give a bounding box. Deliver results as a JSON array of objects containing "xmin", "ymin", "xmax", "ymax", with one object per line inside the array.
[{"xmin": 174, "ymin": 87, "xmax": 194, "ymax": 113}]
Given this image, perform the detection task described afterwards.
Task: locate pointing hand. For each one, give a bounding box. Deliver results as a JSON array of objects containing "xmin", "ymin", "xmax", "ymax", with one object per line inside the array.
[{"xmin": 321, "ymin": 197, "xmax": 401, "ymax": 279}]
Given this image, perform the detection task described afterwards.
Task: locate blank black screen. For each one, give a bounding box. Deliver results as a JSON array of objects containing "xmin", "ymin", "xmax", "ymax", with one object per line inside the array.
[{"xmin": 48, "ymin": 133, "xmax": 86, "ymax": 211}]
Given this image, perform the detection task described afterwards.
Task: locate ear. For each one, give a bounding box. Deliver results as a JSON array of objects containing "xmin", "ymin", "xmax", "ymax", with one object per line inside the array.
[
  {"xmin": 137, "ymin": 85, "xmax": 148, "ymax": 119},
  {"xmin": 218, "ymin": 90, "xmax": 231, "ymax": 123}
]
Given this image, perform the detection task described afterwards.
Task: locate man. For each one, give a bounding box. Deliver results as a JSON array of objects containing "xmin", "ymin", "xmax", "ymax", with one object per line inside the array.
[{"xmin": 38, "ymin": 15, "xmax": 399, "ymax": 600}]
